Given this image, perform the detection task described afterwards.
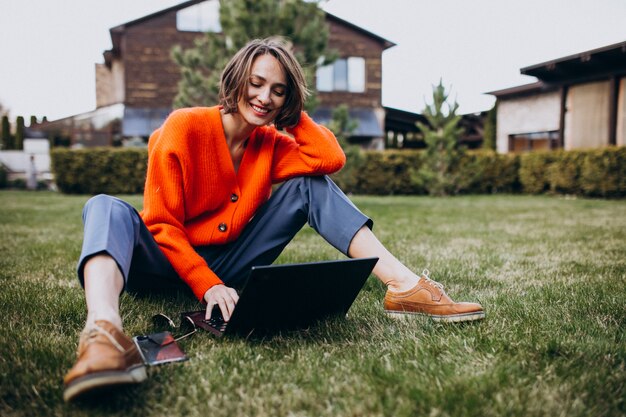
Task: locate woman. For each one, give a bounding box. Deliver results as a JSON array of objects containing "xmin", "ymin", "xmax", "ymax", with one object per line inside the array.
[{"xmin": 63, "ymin": 38, "xmax": 484, "ymax": 402}]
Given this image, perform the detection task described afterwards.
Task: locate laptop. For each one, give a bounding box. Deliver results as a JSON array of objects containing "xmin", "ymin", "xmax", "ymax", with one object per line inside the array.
[{"xmin": 182, "ymin": 257, "xmax": 378, "ymax": 337}]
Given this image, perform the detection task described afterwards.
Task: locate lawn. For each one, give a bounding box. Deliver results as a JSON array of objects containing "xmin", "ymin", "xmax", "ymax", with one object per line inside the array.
[{"xmin": 0, "ymin": 190, "xmax": 624, "ymax": 417}]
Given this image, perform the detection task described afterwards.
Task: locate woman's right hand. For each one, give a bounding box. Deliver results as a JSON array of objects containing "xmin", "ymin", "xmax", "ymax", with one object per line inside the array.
[{"xmin": 203, "ymin": 284, "xmax": 239, "ymax": 322}]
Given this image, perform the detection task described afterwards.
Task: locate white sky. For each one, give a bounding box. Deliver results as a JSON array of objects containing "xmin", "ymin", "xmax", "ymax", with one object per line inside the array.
[{"xmin": 1, "ymin": 0, "xmax": 625, "ymax": 122}]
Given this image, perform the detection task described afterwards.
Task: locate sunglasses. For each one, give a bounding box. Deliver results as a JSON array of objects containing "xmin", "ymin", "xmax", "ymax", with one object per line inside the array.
[{"xmin": 151, "ymin": 313, "xmax": 198, "ymax": 343}]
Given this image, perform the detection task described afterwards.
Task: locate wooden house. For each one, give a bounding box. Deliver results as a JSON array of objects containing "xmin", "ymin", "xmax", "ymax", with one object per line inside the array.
[
  {"xmin": 38, "ymin": 0, "xmax": 395, "ymax": 149},
  {"xmin": 488, "ymin": 41, "xmax": 626, "ymax": 153}
]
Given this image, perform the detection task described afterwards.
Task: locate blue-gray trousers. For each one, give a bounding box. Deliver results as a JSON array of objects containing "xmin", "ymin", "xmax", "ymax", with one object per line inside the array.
[{"xmin": 78, "ymin": 176, "xmax": 373, "ymax": 296}]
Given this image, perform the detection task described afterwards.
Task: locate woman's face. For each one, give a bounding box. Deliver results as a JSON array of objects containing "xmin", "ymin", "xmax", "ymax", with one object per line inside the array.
[{"xmin": 237, "ymin": 54, "xmax": 288, "ymax": 127}]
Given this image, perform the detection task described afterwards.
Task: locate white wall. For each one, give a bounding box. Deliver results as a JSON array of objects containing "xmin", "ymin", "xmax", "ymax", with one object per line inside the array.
[
  {"xmin": 0, "ymin": 139, "xmax": 52, "ymax": 182},
  {"xmin": 496, "ymin": 91, "xmax": 561, "ymax": 153}
]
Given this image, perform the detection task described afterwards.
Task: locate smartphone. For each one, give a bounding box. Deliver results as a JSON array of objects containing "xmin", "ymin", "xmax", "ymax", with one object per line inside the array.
[{"xmin": 133, "ymin": 331, "xmax": 188, "ymax": 366}]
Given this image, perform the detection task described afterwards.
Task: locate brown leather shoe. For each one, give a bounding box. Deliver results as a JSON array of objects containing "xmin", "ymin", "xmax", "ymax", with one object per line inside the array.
[
  {"xmin": 63, "ymin": 320, "xmax": 146, "ymax": 402},
  {"xmin": 384, "ymin": 270, "xmax": 485, "ymax": 323}
]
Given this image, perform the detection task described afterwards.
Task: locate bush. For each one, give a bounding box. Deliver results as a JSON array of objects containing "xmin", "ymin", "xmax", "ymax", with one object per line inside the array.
[
  {"xmin": 0, "ymin": 163, "xmax": 7, "ymax": 188},
  {"xmin": 547, "ymin": 150, "xmax": 586, "ymax": 195},
  {"xmin": 519, "ymin": 152, "xmax": 557, "ymax": 194},
  {"xmin": 51, "ymin": 148, "xmax": 148, "ymax": 194},
  {"xmin": 518, "ymin": 147, "xmax": 625, "ymax": 197},
  {"xmin": 580, "ymin": 147, "xmax": 626, "ymax": 197},
  {"xmin": 350, "ymin": 150, "xmax": 520, "ymax": 196},
  {"xmin": 48, "ymin": 146, "xmax": 625, "ymax": 198},
  {"xmin": 354, "ymin": 150, "xmax": 425, "ymax": 195},
  {"xmin": 459, "ymin": 150, "xmax": 520, "ymax": 194},
  {"xmin": 330, "ymin": 145, "xmax": 365, "ymax": 194},
  {"xmin": 8, "ymin": 178, "xmax": 26, "ymax": 189}
]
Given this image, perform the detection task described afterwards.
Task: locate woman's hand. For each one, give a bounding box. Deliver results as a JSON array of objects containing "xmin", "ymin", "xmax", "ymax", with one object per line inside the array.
[{"xmin": 203, "ymin": 284, "xmax": 239, "ymax": 322}]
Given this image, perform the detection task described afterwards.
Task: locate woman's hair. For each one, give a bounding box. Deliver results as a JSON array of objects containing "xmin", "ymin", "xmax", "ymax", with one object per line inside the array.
[{"xmin": 219, "ymin": 37, "xmax": 309, "ymax": 129}]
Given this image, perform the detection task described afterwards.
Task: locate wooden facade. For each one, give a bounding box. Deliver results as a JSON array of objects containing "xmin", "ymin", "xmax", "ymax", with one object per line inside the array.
[{"xmin": 317, "ymin": 14, "xmax": 391, "ymax": 110}]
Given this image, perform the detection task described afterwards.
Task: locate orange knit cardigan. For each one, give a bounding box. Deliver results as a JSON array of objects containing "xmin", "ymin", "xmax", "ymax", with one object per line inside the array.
[{"xmin": 140, "ymin": 106, "xmax": 346, "ymax": 301}]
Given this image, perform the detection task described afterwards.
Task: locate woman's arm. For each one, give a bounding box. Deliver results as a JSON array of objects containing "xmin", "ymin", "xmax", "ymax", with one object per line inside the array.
[
  {"xmin": 141, "ymin": 112, "xmax": 224, "ymax": 302},
  {"xmin": 270, "ymin": 111, "xmax": 346, "ymax": 181}
]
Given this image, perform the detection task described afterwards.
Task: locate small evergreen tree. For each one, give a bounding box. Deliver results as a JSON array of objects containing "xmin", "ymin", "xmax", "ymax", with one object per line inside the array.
[
  {"xmin": 326, "ymin": 105, "xmax": 363, "ymax": 193},
  {"xmin": 411, "ymin": 80, "xmax": 466, "ymax": 196},
  {"xmin": 326, "ymin": 104, "xmax": 357, "ymax": 148},
  {"xmin": 1, "ymin": 115, "xmax": 11, "ymax": 150},
  {"xmin": 172, "ymin": 0, "xmax": 331, "ymax": 112},
  {"xmin": 482, "ymin": 103, "xmax": 497, "ymax": 150},
  {"xmin": 15, "ymin": 116, "xmax": 25, "ymax": 150}
]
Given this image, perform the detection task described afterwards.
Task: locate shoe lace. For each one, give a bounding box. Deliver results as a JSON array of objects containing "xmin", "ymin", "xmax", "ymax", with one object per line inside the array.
[
  {"xmin": 80, "ymin": 323, "xmax": 125, "ymax": 353},
  {"xmin": 422, "ymin": 269, "xmax": 444, "ymax": 291}
]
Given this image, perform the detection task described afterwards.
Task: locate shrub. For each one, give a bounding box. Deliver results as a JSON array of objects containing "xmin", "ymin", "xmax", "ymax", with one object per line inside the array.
[
  {"xmin": 1, "ymin": 115, "xmax": 11, "ymax": 150},
  {"xmin": 340, "ymin": 149, "xmax": 519, "ymax": 196},
  {"xmin": 354, "ymin": 150, "xmax": 425, "ymax": 195},
  {"xmin": 459, "ymin": 150, "xmax": 520, "ymax": 194},
  {"xmin": 15, "ymin": 116, "xmax": 25, "ymax": 150},
  {"xmin": 8, "ymin": 178, "xmax": 26, "ymax": 189},
  {"xmin": 0, "ymin": 163, "xmax": 7, "ymax": 188},
  {"xmin": 51, "ymin": 148, "xmax": 148, "ymax": 194},
  {"xmin": 580, "ymin": 147, "xmax": 626, "ymax": 197},
  {"xmin": 48, "ymin": 145, "xmax": 625, "ymax": 198},
  {"xmin": 547, "ymin": 150, "xmax": 586, "ymax": 195},
  {"xmin": 519, "ymin": 152, "xmax": 557, "ymax": 194},
  {"xmin": 330, "ymin": 145, "xmax": 365, "ymax": 194},
  {"xmin": 518, "ymin": 147, "xmax": 625, "ymax": 197}
]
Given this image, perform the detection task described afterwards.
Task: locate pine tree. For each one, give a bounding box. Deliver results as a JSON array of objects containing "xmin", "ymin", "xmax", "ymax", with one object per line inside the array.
[
  {"xmin": 1, "ymin": 115, "xmax": 11, "ymax": 150},
  {"xmin": 326, "ymin": 105, "xmax": 363, "ymax": 192},
  {"xmin": 172, "ymin": 0, "xmax": 330, "ymax": 111},
  {"xmin": 411, "ymin": 80, "xmax": 466, "ymax": 196},
  {"xmin": 482, "ymin": 103, "xmax": 497, "ymax": 150},
  {"xmin": 15, "ymin": 116, "xmax": 25, "ymax": 150},
  {"xmin": 326, "ymin": 104, "xmax": 357, "ymax": 149}
]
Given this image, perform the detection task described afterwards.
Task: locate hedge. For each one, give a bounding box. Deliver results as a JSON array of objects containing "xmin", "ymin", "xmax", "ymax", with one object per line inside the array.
[
  {"xmin": 458, "ymin": 150, "xmax": 520, "ymax": 194},
  {"xmin": 519, "ymin": 147, "xmax": 626, "ymax": 197},
  {"xmin": 579, "ymin": 147, "xmax": 626, "ymax": 197},
  {"xmin": 50, "ymin": 146, "xmax": 625, "ymax": 197},
  {"xmin": 51, "ymin": 148, "xmax": 148, "ymax": 194},
  {"xmin": 348, "ymin": 150, "xmax": 425, "ymax": 195},
  {"xmin": 334, "ymin": 150, "xmax": 519, "ymax": 195},
  {"xmin": 519, "ymin": 151, "xmax": 557, "ymax": 194}
]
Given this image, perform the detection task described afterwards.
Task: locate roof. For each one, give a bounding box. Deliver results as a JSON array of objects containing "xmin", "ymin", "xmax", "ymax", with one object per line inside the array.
[
  {"xmin": 486, "ymin": 81, "xmax": 559, "ymax": 98},
  {"xmin": 324, "ymin": 13, "xmax": 395, "ymax": 50},
  {"xmin": 109, "ymin": 0, "xmax": 201, "ymax": 33},
  {"xmin": 383, "ymin": 106, "xmax": 427, "ymax": 132},
  {"xmin": 312, "ymin": 107, "xmax": 384, "ymax": 137},
  {"xmin": 105, "ymin": 0, "xmax": 395, "ymax": 55},
  {"xmin": 520, "ymin": 41, "xmax": 626, "ymax": 82}
]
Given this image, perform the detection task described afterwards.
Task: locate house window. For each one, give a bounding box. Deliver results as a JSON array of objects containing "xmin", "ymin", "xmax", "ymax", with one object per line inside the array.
[
  {"xmin": 316, "ymin": 57, "xmax": 366, "ymax": 93},
  {"xmin": 176, "ymin": 0, "xmax": 221, "ymax": 32},
  {"xmin": 508, "ymin": 131, "xmax": 560, "ymax": 152}
]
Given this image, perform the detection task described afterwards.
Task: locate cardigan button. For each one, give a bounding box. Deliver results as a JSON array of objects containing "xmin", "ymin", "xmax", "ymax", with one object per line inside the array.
[
  {"xmin": 218, "ymin": 223, "xmax": 227, "ymax": 232},
  {"xmin": 230, "ymin": 193, "xmax": 238, "ymax": 202}
]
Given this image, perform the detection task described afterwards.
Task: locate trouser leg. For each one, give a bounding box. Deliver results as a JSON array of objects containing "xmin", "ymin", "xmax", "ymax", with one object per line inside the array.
[
  {"xmin": 77, "ymin": 177, "xmax": 372, "ymax": 295},
  {"xmin": 77, "ymin": 194, "xmax": 183, "ymax": 294},
  {"xmin": 197, "ymin": 176, "xmax": 373, "ymax": 288}
]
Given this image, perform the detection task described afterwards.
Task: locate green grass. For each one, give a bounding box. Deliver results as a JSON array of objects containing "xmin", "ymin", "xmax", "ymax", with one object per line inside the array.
[{"xmin": 1, "ymin": 190, "xmax": 624, "ymax": 417}]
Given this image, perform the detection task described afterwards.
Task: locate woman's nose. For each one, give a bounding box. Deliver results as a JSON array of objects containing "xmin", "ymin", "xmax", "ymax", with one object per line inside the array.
[{"xmin": 257, "ymin": 88, "xmax": 270, "ymax": 104}]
